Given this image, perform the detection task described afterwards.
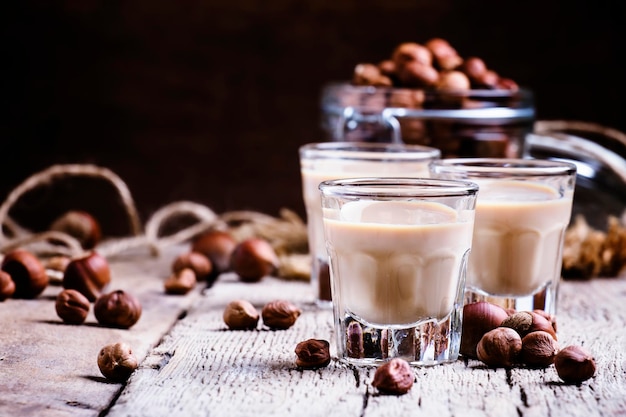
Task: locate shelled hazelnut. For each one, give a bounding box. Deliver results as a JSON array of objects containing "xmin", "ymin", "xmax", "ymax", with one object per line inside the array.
[
  {"xmin": 55, "ymin": 289, "xmax": 90, "ymax": 324},
  {"xmin": 97, "ymin": 342, "xmax": 138, "ymax": 382},
  {"xmin": 50, "ymin": 210, "xmax": 101, "ymax": 249},
  {"xmin": 230, "ymin": 238, "xmax": 279, "ymax": 283},
  {"xmin": 1, "ymin": 249, "xmax": 49, "ymax": 299},
  {"xmin": 460, "ymin": 301, "xmax": 509, "ymax": 358},
  {"xmin": 164, "ymin": 268, "xmax": 196, "ymax": 295},
  {"xmin": 63, "ymin": 251, "xmax": 111, "ymax": 301},
  {"xmin": 295, "ymin": 339, "xmax": 331, "ymax": 369},
  {"xmin": 191, "ymin": 230, "xmax": 237, "ymax": 278},
  {"xmin": 223, "ymin": 300, "xmax": 260, "ymax": 330},
  {"xmin": 352, "ymin": 38, "xmax": 518, "ymax": 91},
  {"xmin": 501, "ymin": 311, "xmax": 557, "ymax": 340},
  {"xmin": 171, "ymin": 252, "xmax": 212, "ymax": 281},
  {"xmin": 0, "ymin": 270, "xmax": 16, "ymax": 301},
  {"xmin": 554, "ymin": 345, "xmax": 596, "ymax": 384},
  {"xmin": 372, "ymin": 358, "xmax": 414, "ymax": 395},
  {"xmin": 261, "ymin": 300, "xmax": 301, "ymax": 330},
  {"xmin": 520, "ymin": 331, "xmax": 559, "ymax": 368},
  {"xmin": 477, "ymin": 327, "xmax": 523, "ymax": 368},
  {"xmin": 94, "ymin": 290, "xmax": 142, "ymax": 329}
]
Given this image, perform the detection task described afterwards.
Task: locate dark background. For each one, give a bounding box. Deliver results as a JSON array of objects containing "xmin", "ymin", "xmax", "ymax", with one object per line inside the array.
[{"xmin": 2, "ymin": 1, "xmax": 625, "ymax": 236}]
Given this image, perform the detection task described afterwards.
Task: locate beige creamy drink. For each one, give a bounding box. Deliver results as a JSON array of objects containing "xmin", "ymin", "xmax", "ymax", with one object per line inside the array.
[
  {"xmin": 302, "ymin": 159, "xmax": 431, "ymax": 261},
  {"xmin": 323, "ymin": 200, "xmax": 473, "ymax": 326},
  {"xmin": 469, "ymin": 180, "xmax": 573, "ymax": 296}
]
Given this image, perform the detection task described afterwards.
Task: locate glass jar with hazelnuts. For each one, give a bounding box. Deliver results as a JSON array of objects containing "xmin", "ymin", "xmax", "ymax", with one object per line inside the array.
[{"xmin": 321, "ymin": 38, "xmax": 534, "ymax": 158}]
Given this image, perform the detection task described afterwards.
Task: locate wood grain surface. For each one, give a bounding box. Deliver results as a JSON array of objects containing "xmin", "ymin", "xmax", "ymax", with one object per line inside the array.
[{"xmin": 1, "ymin": 246, "xmax": 625, "ymax": 417}]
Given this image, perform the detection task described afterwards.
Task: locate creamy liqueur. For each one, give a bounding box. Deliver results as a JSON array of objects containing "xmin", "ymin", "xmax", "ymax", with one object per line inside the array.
[
  {"xmin": 323, "ymin": 200, "xmax": 473, "ymax": 326},
  {"xmin": 301, "ymin": 158, "xmax": 431, "ymax": 261},
  {"xmin": 469, "ymin": 180, "xmax": 573, "ymax": 296}
]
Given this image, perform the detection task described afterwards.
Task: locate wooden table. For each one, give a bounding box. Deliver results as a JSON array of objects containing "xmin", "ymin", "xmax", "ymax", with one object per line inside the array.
[{"xmin": 1, "ymin": 245, "xmax": 625, "ymax": 417}]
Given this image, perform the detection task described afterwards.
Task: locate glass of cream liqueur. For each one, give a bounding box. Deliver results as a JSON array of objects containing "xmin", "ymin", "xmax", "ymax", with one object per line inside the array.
[
  {"xmin": 430, "ymin": 158, "xmax": 577, "ymax": 317},
  {"xmin": 319, "ymin": 177, "xmax": 478, "ymax": 366},
  {"xmin": 299, "ymin": 142, "xmax": 441, "ymax": 307}
]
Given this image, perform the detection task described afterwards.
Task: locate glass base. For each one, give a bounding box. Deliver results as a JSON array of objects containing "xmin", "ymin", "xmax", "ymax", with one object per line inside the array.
[
  {"xmin": 336, "ymin": 310, "xmax": 462, "ymax": 367},
  {"xmin": 464, "ymin": 280, "xmax": 557, "ymax": 316}
]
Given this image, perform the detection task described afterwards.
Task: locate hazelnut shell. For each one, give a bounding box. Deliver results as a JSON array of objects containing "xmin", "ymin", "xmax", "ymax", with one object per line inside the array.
[
  {"xmin": 261, "ymin": 300, "xmax": 301, "ymax": 330},
  {"xmin": 50, "ymin": 210, "xmax": 101, "ymax": 249},
  {"xmin": 191, "ymin": 230, "xmax": 237, "ymax": 276},
  {"xmin": 55, "ymin": 289, "xmax": 90, "ymax": 324},
  {"xmin": 477, "ymin": 327, "xmax": 522, "ymax": 368},
  {"xmin": 63, "ymin": 252, "xmax": 111, "ymax": 302},
  {"xmin": 97, "ymin": 342, "xmax": 138, "ymax": 382},
  {"xmin": 171, "ymin": 252, "xmax": 212, "ymax": 281},
  {"xmin": 94, "ymin": 290, "xmax": 142, "ymax": 329},
  {"xmin": 372, "ymin": 358, "xmax": 414, "ymax": 395},
  {"xmin": 0, "ymin": 270, "xmax": 16, "ymax": 301},
  {"xmin": 554, "ymin": 345, "xmax": 596, "ymax": 384},
  {"xmin": 223, "ymin": 300, "xmax": 260, "ymax": 330},
  {"xmin": 1, "ymin": 249, "xmax": 49, "ymax": 299},
  {"xmin": 295, "ymin": 339, "xmax": 331, "ymax": 369},
  {"xmin": 230, "ymin": 238, "xmax": 279, "ymax": 283},
  {"xmin": 460, "ymin": 301, "xmax": 509, "ymax": 358}
]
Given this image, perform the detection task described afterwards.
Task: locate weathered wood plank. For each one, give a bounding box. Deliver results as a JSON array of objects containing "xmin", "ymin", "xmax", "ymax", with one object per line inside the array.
[
  {"xmin": 108, "ymin": 273, "xmax": 626, "ymax": 417},
  {"xmin": 0, "ymin": 246, "xmax": 198, "ymax": 417},
  {"xmin": 1, "ymin": 246, "xmax": 625, "ymax": 417}
]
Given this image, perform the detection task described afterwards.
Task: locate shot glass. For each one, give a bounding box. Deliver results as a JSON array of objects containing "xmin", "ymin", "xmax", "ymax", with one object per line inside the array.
[
  {"xmin": 319, "ymin": 177, "xmax": 478, "ymax": 366},
  {"xmin": 430, "ymin": 158, "xmax": 577, "ymax": 316},
  {"xmin": 299, "ymin": 142, "xmax": 441, "ymax": 306}
]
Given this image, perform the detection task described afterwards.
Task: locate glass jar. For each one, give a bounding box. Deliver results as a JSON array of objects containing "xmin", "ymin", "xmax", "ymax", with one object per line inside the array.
[{"xmin": 320, "ymin": 82, "xmax": 535, "ymax": 158}]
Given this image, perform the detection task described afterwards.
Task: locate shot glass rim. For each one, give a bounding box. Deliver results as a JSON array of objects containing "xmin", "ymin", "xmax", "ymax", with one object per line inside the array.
[
  {"xmin": 299, "ymin": 141, "xmax": 441, "ymax": 162},
  {"xmin": 318, "ymin": 177, "xmax": 479, "ymax": 198},
  {"xmin": 430, "ymin": 157, "xmax": 577, "ymax": 177}
]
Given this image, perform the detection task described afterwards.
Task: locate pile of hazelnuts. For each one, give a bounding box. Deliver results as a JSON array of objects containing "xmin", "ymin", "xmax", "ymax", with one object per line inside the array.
[
  {"xmin": 164, "ymin": 229, "xmax": 281, "ymax": 295},
  {"xmin": 352, "ymin": 38, "xmax": 518, "ymax": 92},
  {"xmin": 0, "ymin": 210, "xmax": 144, "ymax": 382},
  {"xmin": 461, "ymin": 301, "xmax": 596, "ymax": 384}
]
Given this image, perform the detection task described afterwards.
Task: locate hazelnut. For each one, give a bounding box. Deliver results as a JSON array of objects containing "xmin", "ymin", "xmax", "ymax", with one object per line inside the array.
[
  {"xmin": 461, "ymin": 57, "xmax": 488, "ymax": 81},
  {"xmin": 1, "ymin": 249, "xmax": 49, "ymax": 299},
  {"xmin": 436, "ymin": 54, "xmax": 463, "ymax": 71},
  {"xmin": 501, "ymin": 311, "xmax": 557, "ymax": 340},
  {"xmin": 372, "ymin": 358, "xmax": 414, "ymax": 395},
  {"xmin": 230, "ymin": 238, "xmax": 279, "ymax": 283},
  {"xmin": 261, "ymin": 300, "xmax": 301, "ymax": 330},
  {"xmin": 476, "ymin": 327, "xmax": 522, "ymax": 368},
  {"xmin": 346, "ymin": 321, "xmax": 364, "ymax": 359},
  {"xmin": 425, "ymin": 38, "xmax": 457, "ymax": 59},
  {"xmin": 50, "ymin": 210, "xmax": 101, "ymax": 249},
  {"xmin": 55, "ymin": 289, "xmax": 90, "ymax": 324},
  {"xmin": 0, "ymin": 270, "xmax": 16, "ymax": 301},
  {"xmin": 496, "ymin": 77, "xmax": 519, "ymax": 91},
  {"xmin": 460, "ymin": 301, "xmax": 509, "ymax": 358},
  {"xmin": 352, "ymin": 63, "xmax": 392, "ymax": 87},
  {"xmin": 532, "ymin": 309, "xmax": 558, "ymax": 333},
  {"xmin": 378, "ymin": 60, "xmax": 396, "ymax": 77},
  {"xmin": 171, "ymin": 252, "xmax": 212, "ymax": 281},
  {"xmin": 396, "ymin": 61, "xmax": 439, "ymax": 88},
  {"xmin": 223, "ymin": 300, "xmax": 260, "ymax": 330},
  {"xmin": 473, "ymin": 69, "xmax": 499, "ymax": 89},
  {"xmin": 554, "ymin": 345, "xmax": 596, "ymax": 384},
  {"xmin": 520, "ymin": 331, "xmax": 559, "ymax": 368},
  {"xmin": 94, "ymin": 290, "xmax": 142, "ymax": 329},
  {"xmin": 63, "ymin": 251, "xmax": 111, "ymax": 301},
  {"xmin": 392, "ymin": 42, "xmax": 432, "ymax": 67},
  {"xmin": 436, "ymin": 70, "xmax": 471, "ymax": 90},
  {"xmin": 164, "ymin": 268, "xmax": 196, "ymax": 295},
  {"xmin": 295, "ymin": 339, "xmax": 331, "ymax": 369},
  {"xmin": 191, "ymin": 230, "xmax": 237, "ymax": 277},
  {"xmin": 97, "ymin": 342, "xmax": 138, "ymax": 382}
]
